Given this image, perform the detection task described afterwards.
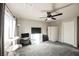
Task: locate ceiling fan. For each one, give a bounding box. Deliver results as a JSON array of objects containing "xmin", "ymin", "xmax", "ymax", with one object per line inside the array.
[
  {"xmin": 41, "ymin": 12, "xmax": 63, "ymax": 20},
  {"xmin": 40, "ymin": 4, "xmax": 63, "ymax": 21}
]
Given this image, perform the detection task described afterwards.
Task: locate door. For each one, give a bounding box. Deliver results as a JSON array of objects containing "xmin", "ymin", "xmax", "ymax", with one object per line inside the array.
[
  {"xmin": 48, "ymin": 26, "xmax": 58, "ymax": 42},
  {"xmin": 51, "ymin": 27, "xmax": 58, "ymax": 41},
  {"xmin": 63, "ymin": 21, "xmax": 75, "ymax": 46},
  {"xmin": 48, "ymin": 27, "xmax": 51, "ymax": 41}
]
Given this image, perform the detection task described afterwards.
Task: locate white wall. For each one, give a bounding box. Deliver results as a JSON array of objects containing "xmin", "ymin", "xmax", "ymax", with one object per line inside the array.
[{"xmin": 17, "ymin": 19, "xmax": 48, "ymax": 37}]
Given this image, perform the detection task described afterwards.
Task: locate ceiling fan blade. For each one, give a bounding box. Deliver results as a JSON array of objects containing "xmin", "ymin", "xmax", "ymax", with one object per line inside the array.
[
  {"xmin": 51, "ymin": 18, "xmax": 56, "ymax": 20},
  {"xmin": 52, "ymin": 13, "xmax": 63, "ymax": 17},
  {"xmin": 45, "ymin": 18, "xmax": 47, "ymax": 21},
  {"xmin": 40, "ymin": 17, "xmax": 47, "ymax": 18}
]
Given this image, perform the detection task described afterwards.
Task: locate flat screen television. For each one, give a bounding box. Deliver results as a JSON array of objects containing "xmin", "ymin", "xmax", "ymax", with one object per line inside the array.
[
  {"xmin": 31, "ymin": 27, "xmax": 41, "ymax": 34},
  {"xmin": 21, "ymin": 33, "xmax": 29, "ymax": 38}
]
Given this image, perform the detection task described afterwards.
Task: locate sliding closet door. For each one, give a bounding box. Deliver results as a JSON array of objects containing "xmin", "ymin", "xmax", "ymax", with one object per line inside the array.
[{"xmin": 0, "ymin": 3, "xmax": 5, "ymax": 56}]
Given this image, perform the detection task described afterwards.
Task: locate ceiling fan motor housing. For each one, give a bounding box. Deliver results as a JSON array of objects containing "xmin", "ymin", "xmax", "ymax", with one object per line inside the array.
[{"xmin": 47, "ymin": 12, "xmax": 52, "ymax": 18}]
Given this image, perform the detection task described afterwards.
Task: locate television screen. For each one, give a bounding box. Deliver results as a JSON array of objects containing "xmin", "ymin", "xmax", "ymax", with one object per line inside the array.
[
  {"xmin": 21, "ymin": 33, "xmax": 29, "ymax": 38},
  {"xmin": 31, "ymin": 27, "xmax": 41, "ymax": 33}
]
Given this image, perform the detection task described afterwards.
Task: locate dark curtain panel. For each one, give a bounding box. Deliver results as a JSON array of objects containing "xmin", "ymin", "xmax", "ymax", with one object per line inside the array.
[{"xmin": 0, "ymin": 3, "xmax": 5, "ymax": 56}]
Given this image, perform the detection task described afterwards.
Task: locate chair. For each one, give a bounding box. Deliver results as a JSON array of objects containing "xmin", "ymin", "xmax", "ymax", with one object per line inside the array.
[{"xmin": 20, "ymin": 33, "xmax": 31, "ymax": 46}]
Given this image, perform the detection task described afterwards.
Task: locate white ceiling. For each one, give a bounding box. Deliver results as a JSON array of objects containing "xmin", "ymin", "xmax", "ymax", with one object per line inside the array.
[{"xmin": 6, "ymin": 3, "xmax": 79, "ymax": 21}]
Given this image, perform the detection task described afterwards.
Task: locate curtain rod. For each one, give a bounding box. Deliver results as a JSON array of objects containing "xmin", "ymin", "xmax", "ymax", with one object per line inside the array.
[{"xmin": 5, "ymin": 4, "xmax": 16, "ymax": 18}]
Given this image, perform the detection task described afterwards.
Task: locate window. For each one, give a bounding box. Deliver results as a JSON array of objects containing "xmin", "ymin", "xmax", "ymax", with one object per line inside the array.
[
  {"xmin": 4, "ymin": 10, "xmax": 16, "ymax": 51},
  {"xmin": 4, "ymin": 11, "xmax": 16, "ymax": 39}
]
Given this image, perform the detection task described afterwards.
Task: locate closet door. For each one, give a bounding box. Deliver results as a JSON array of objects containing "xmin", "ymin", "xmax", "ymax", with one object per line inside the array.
[
  {"xmin": 51, "ymin": 27, "xmax": 58, "ymax": 41},
  {"xmin": 48, "ymin": 27, "xmax": 51, "ymax": 41},
  {"xmin": 48, "ymin": 26, "xmax": 58, "ymax": 42}
]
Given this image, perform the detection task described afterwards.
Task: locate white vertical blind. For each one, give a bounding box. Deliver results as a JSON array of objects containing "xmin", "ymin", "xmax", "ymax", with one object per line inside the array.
[
  {"xmin": 4, "ymin": 10, "xmax": 16, "ymax": 50},
  {"xmin": 5, "ymin": 11, "xmax": 16, "ymax": 38}
]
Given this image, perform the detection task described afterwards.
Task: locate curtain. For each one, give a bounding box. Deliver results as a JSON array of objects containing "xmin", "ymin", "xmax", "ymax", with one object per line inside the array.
[{"xmin": 4, "ymin": 10, "xmax": 16, "ymax": 50}]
